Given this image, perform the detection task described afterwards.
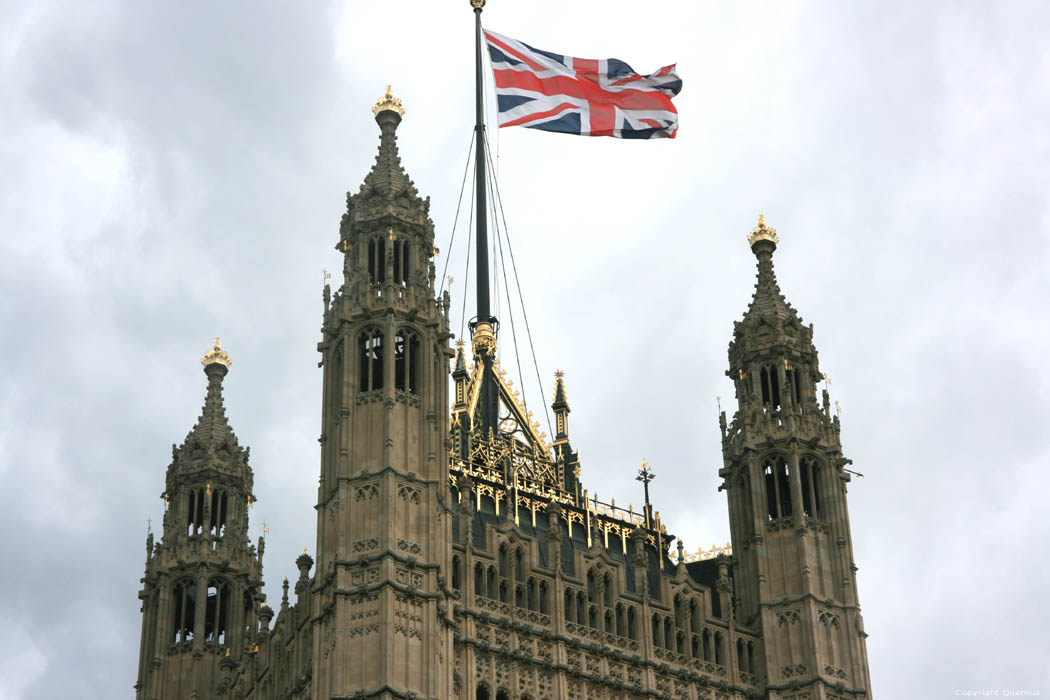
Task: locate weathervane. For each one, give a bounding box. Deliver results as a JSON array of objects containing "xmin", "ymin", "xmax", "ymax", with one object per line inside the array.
[{"xmin": 636, "ymin": 460, "xmax": 656, "ymax": 529}]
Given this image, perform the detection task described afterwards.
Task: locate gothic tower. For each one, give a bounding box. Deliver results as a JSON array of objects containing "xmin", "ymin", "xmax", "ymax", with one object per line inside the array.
[
  {"xmin": 310, "ymin": 88, "xmax": 455, "ymax": 699},
  {"xmin": 136, "ymin": 341, "xmax": 265, "ymax": 699},
  {"xmin": 719, "ymin": 218, "xmax": 873, "ymax": 699}
]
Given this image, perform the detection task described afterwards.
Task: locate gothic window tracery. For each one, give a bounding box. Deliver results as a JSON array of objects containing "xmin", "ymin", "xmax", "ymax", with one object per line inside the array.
[
  {"xmin": 763, "ymin": 457, "xmax": 793, "ymax": 520},
  {"xmin": 367, "ymin": 238, "xmax": 385, "ymax": 284},
  {"xmin": 205, "ymin": 577, "xmax": 231, "ymax": 644},
  {"xmin": 800, "ymin": 456, "xmax": 822, "ymax": 518},
  {"xmin": 186, "ymin": 487, "xmax": 205, "ymax": 536},
  {"xmin": 171, "ymin": 579, "xmax": 197, "ymax": 642},
  {"xmin": 392, "ymin": 239, "xmax": 410, "ymax": 285},
  {"xmin": 394, "ymin": 329, "xmax": 419, "ymax": 394},
  {"xmin": 358, "ymin": 328, "xmax": 384, "ymax": 392},
  {"xmin": 760, "ymin": 365, "xmax": 781, "ymax": 410}
]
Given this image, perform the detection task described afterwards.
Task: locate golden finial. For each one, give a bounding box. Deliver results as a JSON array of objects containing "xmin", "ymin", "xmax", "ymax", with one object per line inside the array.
[
  {"xmin": 388, "ymin": 227, "xmax": 396, "ymax": 241},
  {"xmin": 147, "ymin": 518, "xmax": 152, "ymax": 532},
  {"xmin": 262, "ymin": 521, "xmax": 270, "ymax": 536},
  {"xmin": 303, "ymin": 547, "xmax": 308, "ymax": 555},
  {"xmin": 747, "ymin": 214, "xmax": 779, "ymax": 247},
  {"xmin": 202, "ymin": 338, "xmax": 232, "ymax": 368},
  {"xmin": 206, "ymin": 482, "xmax": 212, "ymax": 495},
  {"xmin": 456, "ymin": 338, "xmax": 465, "ymax": 351},
  {"xmin": 470, "ymin": 0, "xmax": 486, "ymax": 8},
  {"xmin": 372, "ymin": 85, "xmax": 405, "ymax": 117}
]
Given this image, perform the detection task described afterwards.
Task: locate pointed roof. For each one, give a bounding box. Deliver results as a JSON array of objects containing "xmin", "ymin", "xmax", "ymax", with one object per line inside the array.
[
  {"xmin": 729, "ymin": 217, "xmax": 816, "ymax": 368},
  {"xmin": 339, "ymin": 87, "xmax": 432, "ymax": 248},
  {"xmin": 166, "ymin": 340, "xmax": 252, "ymax": 493},
  {"xmin": 742, "ymin": 216, "xmax": 801, "ymax": 326},
  {"xmin": 552, "ymin": 370, "xmax": 569, "ymax": 409},
  {"xmin": 182, "ymin": 339, "xmax": 240, "ymax": 451},
  {"xmin": 359, "ymin": 107, "xmax": 419, "ymax": 200}
]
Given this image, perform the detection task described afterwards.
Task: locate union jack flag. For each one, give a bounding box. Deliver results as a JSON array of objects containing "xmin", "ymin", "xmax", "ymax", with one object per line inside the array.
[{"xmin": 484, "ymin": 30, "xmax": 682, "ymax": 139}]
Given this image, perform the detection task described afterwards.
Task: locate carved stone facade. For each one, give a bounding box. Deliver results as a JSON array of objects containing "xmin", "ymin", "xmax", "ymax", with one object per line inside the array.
[{"xmin": 136, "ymin": 96, "xmax": 873, "ymax": 699}]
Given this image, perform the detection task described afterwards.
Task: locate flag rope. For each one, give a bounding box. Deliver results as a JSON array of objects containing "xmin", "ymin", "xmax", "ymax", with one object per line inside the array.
[
  {"xmin": 438, "ymin": 130, "xmax": 476, "ymax": 299},
  {"xmin": 484, "ymin": 139, "xmax": 555, "ymax": 443}
]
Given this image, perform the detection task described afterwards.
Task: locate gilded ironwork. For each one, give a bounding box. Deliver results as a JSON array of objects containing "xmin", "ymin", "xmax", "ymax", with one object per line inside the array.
[
  {"xmin": 681, "ymin": 542, "xmax": 733, "ymax": 563},
  {"xmin": 372, "ymin": 85, "xmax": 405, "ymax": 117},
  {"xmin": 202, "ymin": 338, "xmax": 232, "ymax": 368},
  {"xmin": 747, "ymin": 213, "xmax": 779, "ymax": 246}
]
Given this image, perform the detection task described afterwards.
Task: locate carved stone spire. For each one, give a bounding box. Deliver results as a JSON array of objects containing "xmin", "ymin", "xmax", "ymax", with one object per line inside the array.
[
  {"xmin": 742, "ymin": 216, "xmax": 800, "ymax": 328},
  {"xmin": 728, "ymin": 216, "xmax": 818, "ymax": 384},
  {"xmin": 181, "ymin": 339, "xmax": 239, "ymax": 452},
  {"xmin": 166, "ymin": 339, "xmax": 253, "ymax": 499}
]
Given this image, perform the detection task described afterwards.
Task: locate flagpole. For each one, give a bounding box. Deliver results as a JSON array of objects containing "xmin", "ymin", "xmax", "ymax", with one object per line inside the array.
[
  {"xmin": 471, "ymin": 0, "xmax": 491, "ymax": 326},
  {"xmin": 470, "ymin": 0, "xmax": 499, "ymax": 433}
]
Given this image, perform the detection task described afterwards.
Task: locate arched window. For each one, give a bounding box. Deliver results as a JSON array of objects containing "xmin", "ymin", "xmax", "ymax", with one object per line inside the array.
[
  {"xmin": 243, "ymin": 591, "xmax": 254, "ymax": 635},
  {"xmin": 451, "ymin": 556, "xmax": 461, "ymax": 591},
  {"xmin": 499, "ymin": 580, "xmax": 509, "ymax": 603},
  {"xmin": 674, "ymin": 594, "xmax": 684, "ymax": 629},
  {"xmin": 800, "ymin": 457, "xmax": 821, "ymax": 518},
  {"xmin": 676, "ymin": 631, "xmax": 685, "ymax": 655},
  {"xmin": 476, "ymin": 685, "xmax": 490, "ymax": 700},
  {"xmin": 358, "ymin": 328, "xmax": 383, "ymax": 392},
  {"xmin": 588, "ymin": 604, "xmax": 598, "ymax": 629},
  {"xmin": 171, "ymin": 579, "xmax": 196, "ymax": 642},
  {"xmin": 576, "ymin": 591, "xmax": 586, "ymax": 625},
  {"xmin": 392, "ymin": 239, "xmax": 410, "ymax": 285},
  {"xmin": 526, "ymin": 578, "xmax": 537, "ymax": 610},
  {"xmin": 495, "ymin": 690, "xmax": 510, "ymax": 700},
  {"xmin": 587, "ymin": 570, "xmax": 596, "ymax": 601},
  {"xmin": 691, "ymin": 635, "xmax": 700, "ymax": 658},
  {"xmin": 763, "ymin": 457, "xmax": 793, "ymax": 520},
  {"xmin": 539, "ymin": 580, "xmax": 549, "ymax": 614},
  {"xmin": 702, "ymin": 628, "xmax": 712, "ymax": 661},
  {"xmin": 209, "ymin": 488, "xmax": 228, "ymax": 538},
  {"xmin": 737, "ymin": 639, "xmax": 746, "ymax": 671},
  {"xmin": 514, "ymin": 547, "xmax": 525, "ymax": 581},
  {"xmin": 603, "ymin": 573, "xmax": 613, "ymax": 607},
  {"xmin": 487, "ymin": 566, "xmax": 497, "ymax": 599},
  {"xmin": 747, "ymin": 641, "xmax": 755, "ymax": 673},
  {"xmin": 498, "ymin": 544, "xmax": 508, "ymax": 577},
  {"xmin": 690, "ymin": 599, "xmax": 700, "ymax": 633},
  {"xmin": 394, "ymin": 329, "xmax": 419, "ymax": 394},
  {"xmin": 367, "ymin": 238, "xmax": 385, "ymax": 284},
  {"xmin": 474, "ymin": 563, "xmax": 484, "ymax": 597},
  {"xmin": 615, "ymin": 603, "xmax": 625, "ymax": 637},
  {"xmin": 651, "ymin": 614, "xmax": 661, "ymax": 646},
  {"xmin": 186, "ymin": 487, "xmax": 205, "ymax": 536},
  {"xmin": 664, "ymin": 618, "xmax": 673, "ymax": 650},
  {"xmin": 205, "ymin": 578, "xmax": 231, "ymax": 644},
  {"xmin": 760, "ymin": 365, "xmax": 781, "ymax": 409},
  {"xmin": 515, "ymin": 583, "xmax": 525, "ymax": 608},
  {"xmin": 564, "ymin": 589, "xmax": 574, "ymax": 622},
  {"xmin": 714, "ymin": 631, "xmax": 725, "ymax": 665},
  {"xmin": 627, "ymin": 605, "xmax": 637, "ymax": 640}
]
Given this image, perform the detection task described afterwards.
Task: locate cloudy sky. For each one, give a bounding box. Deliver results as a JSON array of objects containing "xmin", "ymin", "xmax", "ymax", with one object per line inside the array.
[{"xmin": 1, "ymin": 1, "xmax": 1048, "ymax": 697}]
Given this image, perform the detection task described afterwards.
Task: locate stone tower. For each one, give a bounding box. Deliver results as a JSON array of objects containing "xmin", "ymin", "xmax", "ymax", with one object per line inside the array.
[
  {"xmin": 135, "ymin": 91, "xmax": 876, "ymax": 699},
  {"xmin": 718, "ymin": 217, "xmax": 873, "ymax": 698},
  {"xmin": 309, "ymin": 87, "xmax": 455, "ymax": 699},
  {"xmin": 136, "ymin": 340, "xmax": 265, "ymax": 699}
]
